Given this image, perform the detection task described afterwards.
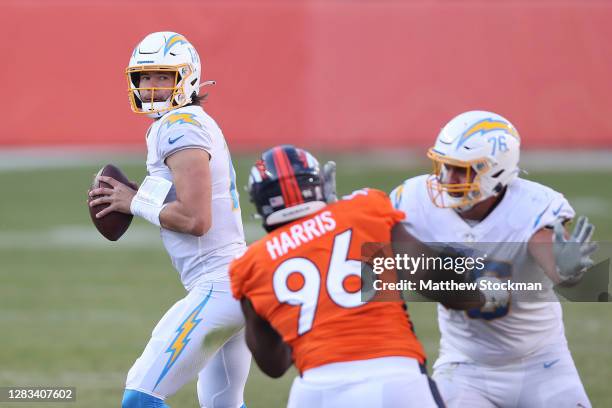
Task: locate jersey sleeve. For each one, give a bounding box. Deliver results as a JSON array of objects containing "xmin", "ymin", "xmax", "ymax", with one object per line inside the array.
[
  {"xmin": 530, "ymin": 192, "xmax": 575, "ymax": 235},
  {"xmin": 157, "ymin": 124, "xmax": 214, "ymax": 161},
  {"xmin": 229, "ymin": 249, "xmax": 255, "ymax": 300},
  {"xmin": 348, "ymin": 188, "xmax": 406, "ymax": 226},
  {"xmin": 389, "ymin": 182, "xmax": 406, "ymax": 210}
]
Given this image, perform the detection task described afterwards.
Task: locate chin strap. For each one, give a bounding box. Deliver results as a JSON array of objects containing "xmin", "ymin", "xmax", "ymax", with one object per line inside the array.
[{"xmin": 200, "ymin": 80, "xmax": 216, "ymax": 88}]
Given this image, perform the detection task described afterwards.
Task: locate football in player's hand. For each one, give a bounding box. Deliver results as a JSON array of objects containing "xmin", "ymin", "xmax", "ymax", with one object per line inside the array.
[{"xmin": 88, "ymin": 164, "xmax": 134, "ymax": 241}]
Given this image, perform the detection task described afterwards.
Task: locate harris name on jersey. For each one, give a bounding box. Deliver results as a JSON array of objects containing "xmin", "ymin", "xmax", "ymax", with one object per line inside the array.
[{"xmin": 265, "ymin": 211, "xmax": 336, "ymax": 260}]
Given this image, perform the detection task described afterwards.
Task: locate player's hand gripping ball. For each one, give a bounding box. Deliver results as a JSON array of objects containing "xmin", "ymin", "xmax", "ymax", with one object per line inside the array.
[{"xmin": 88, "ymin": 164, "xmax": 135, "ymax": 241}]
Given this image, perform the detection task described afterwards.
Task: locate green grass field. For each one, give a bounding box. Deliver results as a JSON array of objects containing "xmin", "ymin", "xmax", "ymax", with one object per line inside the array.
[{"xmin": 0, "ymin": 154, "xmax": 610, "ymax": 407}]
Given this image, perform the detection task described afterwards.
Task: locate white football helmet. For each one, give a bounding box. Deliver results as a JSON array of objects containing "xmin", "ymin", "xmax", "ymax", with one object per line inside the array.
[
  {"xmin": 126, "ymin": 31, "xmax": 203, "ymax": 118},
  {"xmin": 426, "ymin": 110, "xmax": 521, "ymax": 210}
]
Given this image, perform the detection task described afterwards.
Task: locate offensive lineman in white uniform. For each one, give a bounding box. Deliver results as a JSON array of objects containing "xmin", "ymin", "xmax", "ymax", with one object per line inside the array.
[
  {"xmin": 89, "ymin": 32, "xmax": 251, "ymax": 408},
  {"xmin": 391, "ymin": 111, "xmax": 597, "ymax": 407}
]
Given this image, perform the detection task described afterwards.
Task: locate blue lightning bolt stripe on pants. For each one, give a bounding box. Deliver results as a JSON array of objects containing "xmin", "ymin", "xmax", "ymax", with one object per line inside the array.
[
  {"xmin": 154, "ymin": 287, "xmax": 214, "ymax": 389},
  {"xmin": 124, "ymin": 281, "xmax": 251, "ymax": 407}
]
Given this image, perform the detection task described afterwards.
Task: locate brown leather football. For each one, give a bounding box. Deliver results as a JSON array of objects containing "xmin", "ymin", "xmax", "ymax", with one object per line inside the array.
[{"xmin": 88, "ymin": 164, "xmax": 134, "ymax": 241}]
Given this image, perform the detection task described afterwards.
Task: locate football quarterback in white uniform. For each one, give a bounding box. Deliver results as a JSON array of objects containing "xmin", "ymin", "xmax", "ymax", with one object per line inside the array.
[
  {"xmin": 391, "ymin": 111, "xmax": 597, "ymax": 408},
  {"xmin": 89, "ymin": 32, "xmax": 251, "ymax": 408}
]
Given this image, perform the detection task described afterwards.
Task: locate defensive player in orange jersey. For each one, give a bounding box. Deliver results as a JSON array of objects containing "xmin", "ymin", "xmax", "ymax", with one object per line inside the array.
[{"xmin": 229, "ymin": 145, "xmax": 452, "ymax": 408}]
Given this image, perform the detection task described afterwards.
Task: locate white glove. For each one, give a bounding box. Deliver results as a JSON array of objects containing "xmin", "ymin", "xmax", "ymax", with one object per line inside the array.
[
  {"xmin": 322, "ymin": 161, "xmax": 337, "ymax": 203},
  {"xmin": 553, "ymin": 216, "xmax": 598, "ymax": 282},
  {"xmin": 476, "ymin": 276, "xmax": 510, "ymax": 312}
]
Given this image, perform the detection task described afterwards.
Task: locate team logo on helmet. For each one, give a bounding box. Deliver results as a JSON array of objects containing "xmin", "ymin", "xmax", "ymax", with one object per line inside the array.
[
  {"xmin": 427, "ymin": 110, "xmax": 521, "ymax": 210},
  {"xmin": 248, "ymin": 145, "xmax": 326, "ymax": 231},
  {"xmin": 456, "ymin": 118, "xmax": 520, "ymax": 150},
  {"xmin": 127, "ymin": 31, "xmax": 204, "ymax": 118},
  {"xmin": 255, "ymin": 159, "xmax": 268, "ymax": 180},
  {"xmin": 164, "ymin": 34, "xmax": 188, "ymax": 55}
]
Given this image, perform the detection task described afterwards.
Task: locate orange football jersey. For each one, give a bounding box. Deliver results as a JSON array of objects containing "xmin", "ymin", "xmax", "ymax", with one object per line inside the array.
[{"xmin": 230, "ymin": 188, "xmax": 426, "ymax": 373}]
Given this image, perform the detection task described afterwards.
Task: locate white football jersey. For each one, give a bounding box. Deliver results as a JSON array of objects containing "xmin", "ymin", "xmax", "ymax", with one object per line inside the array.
[
  {"xmin": 145, "ymin": 105, "xmax": 246, "ymax": 289},
  {"xmin": 391, "ymin": 175, "xmax": 575, "ymax": 365}
]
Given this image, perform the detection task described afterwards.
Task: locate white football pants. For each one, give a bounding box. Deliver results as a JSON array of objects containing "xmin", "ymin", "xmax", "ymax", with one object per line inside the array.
[
  {"xmin": 433, "ymin": 344, "xmax": 591, "ymax": 408},
  {"xmin": 287, "ymin": 356, "xmax": 444, "ymax": 408},
  {"xmin": 125, "ymin": 280, "xmax": 251, "ymax": 408}
]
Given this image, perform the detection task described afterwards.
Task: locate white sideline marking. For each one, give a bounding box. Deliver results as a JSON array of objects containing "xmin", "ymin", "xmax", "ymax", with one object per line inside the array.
[
  {"xmin": 0, "ymin": 225, "xmax": 161, "ymax": 250},
  {"xmin": 0, "ymin": 223, "xmax": 265, "ymax": 250},
  {"xmin": 0, "ymin": 370, "xmax": 125, "ymax": 387},
  {"xmin": 569, "ymin": 197, "xmax": 611, "ymax": 218},
  {"xmin": 0, "ymin": 148, "xmax": 143, "ymax": 171},
  {"xmin": 1, "ymin": 148, "xmax": 612, "ymax": 171},
  {"xmin": 0, "ymin": 196, "xmax": 607, "ymax": 251}
]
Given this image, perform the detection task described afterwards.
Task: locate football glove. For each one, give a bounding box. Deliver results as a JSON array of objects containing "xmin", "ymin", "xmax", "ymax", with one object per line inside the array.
[
  {"xmin": 553, "ymin": 216, "xmax": 598, "ymax": 282},
  {"xmin": 476, "ymin": 276, "xmax": 510, "ymax": 312},
  {"xmin": 323, "ymin": 161, "xmax": 337, "ymax": 203}
]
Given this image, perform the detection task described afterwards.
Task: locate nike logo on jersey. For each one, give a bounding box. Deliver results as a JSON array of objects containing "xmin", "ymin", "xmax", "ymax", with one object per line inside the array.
[
  {"xmin": 168, "ymin": 135, "xmax": 185, "ymax": 145},
  {"xmin": 543, "ymin": 359, "xmax": 560, "ymax": 368},
  {"xmin": 533, "ymin": 201, "xmax": 553, "ymax": 229},
  {"xmin": 552, "ymin": 204, "xmax": 564, "ymax": 216}
]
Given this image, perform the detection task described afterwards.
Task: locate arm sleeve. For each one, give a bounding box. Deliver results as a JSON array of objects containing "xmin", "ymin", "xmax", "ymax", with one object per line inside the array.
[{"xmin": 158, "ymin": 124, "xmax": 214, "ymax": 161}]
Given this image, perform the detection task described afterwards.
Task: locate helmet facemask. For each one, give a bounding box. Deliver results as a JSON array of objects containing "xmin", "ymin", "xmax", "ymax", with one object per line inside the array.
[
  {"xmin": 126, "ymin": 64, "xmax": 194, "ymax": 118},
  {"xmin": 127, "ymin": 32, "xmax": 204, "ymax": 118},
  {"xmin": 426, "ymin": 148, "xmax": 492, "ymax": 211},
  {"xmin": 426, "ymin": 111, "xmax": 521, "ymax": 211}
]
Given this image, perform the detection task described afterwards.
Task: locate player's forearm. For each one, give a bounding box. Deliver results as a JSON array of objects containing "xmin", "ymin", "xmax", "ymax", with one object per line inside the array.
[
  {"xmin": 423, "ymin": 286, "xmax": 484, "ymax": 310},
  {"xmin": 529, "ymin": 227, "xmax": 566, "ymax": 284},
  {"xmin": 241, "ymin": 298, "xmax": 293, "ymax": 378},
  {"xmin": 391, "ymin": 224, "xmax": 483, "ymax": 309},
  {"xmin": 245, "ymin": 319, "xmax": 293, "ymax": 378},
  {"xmin": 411, "ymin": 265, "xmax": 484, "ymax": 310},
  {"xmin": 159, "ymin": 201, "xmax": 211, "ymax": 236},
  {"xmin": 247, "ymin": 333, "xmax": 292, "ymax": 378}
]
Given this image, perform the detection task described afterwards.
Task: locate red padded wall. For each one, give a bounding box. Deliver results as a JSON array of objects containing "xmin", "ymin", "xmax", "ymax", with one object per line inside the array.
[{"xmin": 1, "ymin": 0, "xmax": 611, "ymax": 149}]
